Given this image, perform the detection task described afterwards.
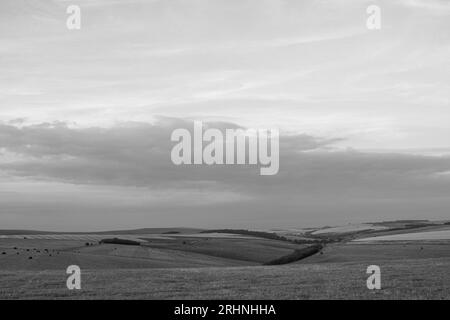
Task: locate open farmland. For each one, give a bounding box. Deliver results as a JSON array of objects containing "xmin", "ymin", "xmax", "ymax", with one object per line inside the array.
[
  {"xmin": 311, "ymin": 223, "xmax": 388, "ymax": 235},
  {"xmin": 1, "ymin": 257, "xmax": 449, "ymax": 299},
  {"xmin": 0, "ymin": 232, "xmax": 308, "ymax": 271},
  {"xmin": 354, "ymin": 229, "xmax": 450, "ymax": 242},
  {"xmin": 142, "ymin": 236, "xmax": 305, "ymax": 263},
  {"xmin": 1, "ymin": 221, "xmax": 449, "ymax": 299},
  {"xmin": 298, "ymin": 241, "xmax": 450, "ymax": 264}
]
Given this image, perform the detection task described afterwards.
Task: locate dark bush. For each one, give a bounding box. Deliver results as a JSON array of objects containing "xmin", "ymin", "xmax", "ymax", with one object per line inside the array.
[{"xmin": 100, "ymin": 238, "xmax": 140, "ymax": 246}]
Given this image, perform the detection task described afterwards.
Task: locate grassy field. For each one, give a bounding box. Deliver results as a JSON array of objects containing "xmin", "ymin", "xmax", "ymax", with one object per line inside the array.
[
  {"xmin": 299, "ymin": 241, "xmax": 450, "ymax": 264},
  {"xmin": 0, "ymin": 235, "xmax": 304, "ymax": 271},
  {"xmin": 1, "ymin": 257, "xmax": 449, "ymax": 299},
  {"xmin": 142, "ymin": 236, "xmax": 304, "ymax": 263},
  {"xmin": 1, "ymin": 222, "xmax": 449, "ymax": 299}
]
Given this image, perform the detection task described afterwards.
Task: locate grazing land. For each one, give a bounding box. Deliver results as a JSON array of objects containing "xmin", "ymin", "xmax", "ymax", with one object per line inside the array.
[
  {"xmin": 1, "ymin": 257, "xmax": 449, "ymax": 299},
  {"xmin": 0, "ymin": 221, "xmax": 449, "ymax": 299}
]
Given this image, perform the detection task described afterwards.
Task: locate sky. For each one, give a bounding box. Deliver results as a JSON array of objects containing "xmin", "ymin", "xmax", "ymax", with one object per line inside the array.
[{"xmin": 0, "ymin": 0, "xmax": 449, "ymax": 231}]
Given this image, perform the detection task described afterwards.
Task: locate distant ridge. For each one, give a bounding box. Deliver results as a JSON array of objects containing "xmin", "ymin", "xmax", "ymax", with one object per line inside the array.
[
  {"xmin": 0, "ymin": 227, "xmax": 204, "ymax": 235},
  {"xmin": 0, "ymin": 230, "xmax": 54, "ymax": 235}
]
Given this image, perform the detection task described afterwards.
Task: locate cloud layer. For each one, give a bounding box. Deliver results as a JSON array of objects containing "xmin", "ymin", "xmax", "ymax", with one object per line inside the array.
[{"xmin": 1, "ymin": 119, "xmax": 449, "ymax": 230}]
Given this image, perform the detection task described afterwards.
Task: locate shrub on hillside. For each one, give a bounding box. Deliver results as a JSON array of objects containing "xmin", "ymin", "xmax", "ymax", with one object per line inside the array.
[{"xmin": 99, "ymin": 238, "xmax": 140, "ymax": 246}]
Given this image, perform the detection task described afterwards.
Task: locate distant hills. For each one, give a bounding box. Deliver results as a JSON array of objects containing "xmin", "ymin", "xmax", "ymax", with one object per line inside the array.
[{"xmin": 0, "ymin": 228, "xmax": 203, "ymax": 236}]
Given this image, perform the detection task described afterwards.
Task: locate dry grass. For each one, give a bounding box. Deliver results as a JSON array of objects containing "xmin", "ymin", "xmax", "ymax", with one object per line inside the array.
[
  {"xmin": 1, "ymin": 235, "xmax": 450, "ymax": 300},
  {"xmin": 1, "ymin": 257, "xmax": 449, "ymax": 299},
  {"xmin": 142, "ymin": 237, "xmax": 304, "ymax": 263}
]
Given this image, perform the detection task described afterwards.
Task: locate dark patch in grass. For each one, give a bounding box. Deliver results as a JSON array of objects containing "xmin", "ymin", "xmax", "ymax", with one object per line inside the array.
[{"xmin": 264, "ymin": 244, "xmax": 323, "ymax": 265}]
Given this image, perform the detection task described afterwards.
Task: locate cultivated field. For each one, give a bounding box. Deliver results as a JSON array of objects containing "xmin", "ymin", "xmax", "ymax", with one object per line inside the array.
[
  {"xmin": 355, "ymin": 229, "xmax": 450, "ymax": 242},
  {"xmin": 312, "ymin": 223, "xmax": 388, "ymax": 235}
]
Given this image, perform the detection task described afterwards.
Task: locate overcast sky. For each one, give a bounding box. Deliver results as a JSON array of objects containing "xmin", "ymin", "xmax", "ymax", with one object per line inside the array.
[{"xmin": 1, "ymin": 0, "xmax": 449, "ymax": 231}]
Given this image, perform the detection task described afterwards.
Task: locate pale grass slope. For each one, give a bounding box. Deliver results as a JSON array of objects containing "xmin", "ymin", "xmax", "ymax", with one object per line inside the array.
[{"xmin": 1, "ymin": 258, "xmax": 449, "ymax": 299}]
